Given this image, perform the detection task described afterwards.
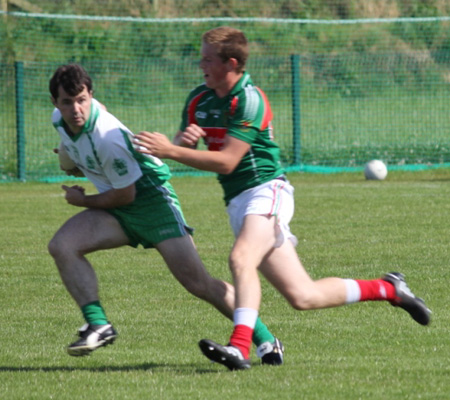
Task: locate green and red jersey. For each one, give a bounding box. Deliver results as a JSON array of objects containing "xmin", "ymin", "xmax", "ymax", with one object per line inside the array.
[{"xmin": 180, "ymin": 72, "xmax": 284, "ymax": 204}]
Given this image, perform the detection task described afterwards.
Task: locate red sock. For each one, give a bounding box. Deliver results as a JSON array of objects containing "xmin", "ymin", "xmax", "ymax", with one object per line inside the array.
[
  {"xmin": 355, "ymin": 279, "xmax": 396, "ymax": 301},
  {"xmin": 229, "ymin": 324, "xmax": 253, "ymax": 359}
]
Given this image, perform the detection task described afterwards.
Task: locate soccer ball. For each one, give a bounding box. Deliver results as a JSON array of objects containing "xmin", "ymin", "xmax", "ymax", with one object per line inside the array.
[
  {"xmin": 58, "ymin": 142, "xmax": 76, "ymax": 171},
  {"xmin": 364, "ymin": 160, "xmax": 388, "ymax": 180}
]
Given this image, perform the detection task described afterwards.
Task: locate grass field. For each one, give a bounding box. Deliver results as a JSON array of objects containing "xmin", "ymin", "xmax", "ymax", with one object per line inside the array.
[{"xmin": 1, "ymin": 169, "xmax": 449, "ymax": 399}]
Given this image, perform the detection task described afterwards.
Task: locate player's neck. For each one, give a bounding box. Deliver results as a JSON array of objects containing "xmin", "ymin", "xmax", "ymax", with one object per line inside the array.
[
  {"xmin": 214, "ymin": 72, "xmax": 243, "ymax": 98},
  {"xmin": 63, "ymin": 120, "xmax": 81, "ymax": 137}
]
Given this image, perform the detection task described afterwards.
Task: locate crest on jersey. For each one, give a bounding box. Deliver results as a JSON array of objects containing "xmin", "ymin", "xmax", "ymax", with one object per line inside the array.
[
  {"xmin": 195, "ymin": 111, "xmax": 207, "ymax": 120},
  {"xmin": 86, "ymin": 155, "xmax": 95, "ymax": 170},
  {"xmin": 113, "ymin": 158, "xmax": 128, "ymax": 176}
]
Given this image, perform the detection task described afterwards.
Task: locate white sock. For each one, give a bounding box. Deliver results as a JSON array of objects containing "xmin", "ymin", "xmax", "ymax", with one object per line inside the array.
[
  {"xmin": 233, "ymin": 307, "xmax": 258, "ymax": 329},
  {"xmin": 344, "ymin": 279, "xmax": 361, "ymax": 304}
]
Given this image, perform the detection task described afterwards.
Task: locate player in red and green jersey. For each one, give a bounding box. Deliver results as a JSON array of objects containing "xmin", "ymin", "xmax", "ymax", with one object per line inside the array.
[
  {"xmin": 48, "ymin": 63, "xmax": 281, "ymax": 361},
  {"xmin": 135, "ymin": 26, "xmax": 431, "ymax": 371},
  {"xmin": 180, "ymin": 71, "xmax": 284, "ymax": 204}
]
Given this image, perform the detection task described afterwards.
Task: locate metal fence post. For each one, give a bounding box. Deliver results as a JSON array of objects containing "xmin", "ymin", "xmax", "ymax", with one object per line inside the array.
[
  {"xmin": 15, "ymin": 61, "xmax": 25, "ymax": 181},
  {"xmin": 290, "ymin": 54, "xmax": 301, "ymax": 166}
]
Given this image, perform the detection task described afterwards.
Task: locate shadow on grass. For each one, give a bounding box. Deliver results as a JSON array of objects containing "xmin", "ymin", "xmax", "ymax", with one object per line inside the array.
[{"xmin": 0, "ymin": 364, "xmax": 227, "ymax": 374}]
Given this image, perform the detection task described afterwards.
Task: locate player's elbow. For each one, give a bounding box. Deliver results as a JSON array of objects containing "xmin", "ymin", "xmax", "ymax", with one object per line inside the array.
[
  {"xmin": 215, "ymin": 166, "xmax": 233, "ymax": 175},
  {"xmin": 216, "ymin": 165, "xmax": 233, "ymax": 175},
  {"xmin": 115, "ymin": 184, "xmax": 136, "ymax": 206},
  {"xmin": 215, "ymin": 160, "xmax": 239, "ymax": 175},
  {"xmin": 122, "ymin": 189, "xmax": 136, "ymax": 205},
  {"xmin": 122, "ymin": 193, "xmax": 136, "ymax": 205}
]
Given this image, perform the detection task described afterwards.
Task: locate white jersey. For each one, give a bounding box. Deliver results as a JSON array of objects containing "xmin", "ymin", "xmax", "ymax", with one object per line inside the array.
[{"xmin": 52, "ymin": 99, "xmax": 167, "ymax": 193}]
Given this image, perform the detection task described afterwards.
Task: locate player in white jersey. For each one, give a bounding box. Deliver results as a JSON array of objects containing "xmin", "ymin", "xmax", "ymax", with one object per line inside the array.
[
  {"xmin": 48, "ymin": 64, "xmax": 282, "ymax": 363},
  {"xmin": 54, "ymin": 98, "xmax": 150, "ymax": 193}
]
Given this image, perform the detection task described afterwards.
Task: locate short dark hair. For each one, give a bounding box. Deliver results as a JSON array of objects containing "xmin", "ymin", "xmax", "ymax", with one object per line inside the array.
[
  {"xmin": 202, "ymin": 26, "xmax": 248, "ymax": 73},
  {"xmin": 49, "ymin": 64, "xmax": 93, "ymax": 100}
]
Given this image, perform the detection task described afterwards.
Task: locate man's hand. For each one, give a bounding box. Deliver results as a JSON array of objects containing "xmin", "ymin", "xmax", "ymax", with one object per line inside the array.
[
  {"xmin": 174, "ymin": 124, "xmax": 206, "ymax": 147},
  {"xmin": 64, "ymin": 167, "xmax": 85, "ymax": 177},
  {"xmin": 62, "ymin": 185, "xmax": 86, "ymax": 207},
  {"xmin": 134, "ymin": 131, "xmax": 175, "ymax": 158}
]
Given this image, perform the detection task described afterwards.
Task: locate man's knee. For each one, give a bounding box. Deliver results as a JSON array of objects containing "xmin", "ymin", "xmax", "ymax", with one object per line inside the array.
[
  {"xmin": 228, "ymin": 248, "xmax": 248, "ymax": 276},
  {"xmin": 286, "ymin": 291, "xmax": 318, "ymax": 311},
  {"xmin": 48, "ymin": 233, "xmax": 63, "ymax": 259},
  {"xmin": 48, "ymin": 231, "xmax": 78, "ymax": 262}
]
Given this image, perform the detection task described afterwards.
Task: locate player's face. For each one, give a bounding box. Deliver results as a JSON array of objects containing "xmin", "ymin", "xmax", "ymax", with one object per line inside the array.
[
  {"xmin": 200, "ymin": 42, "xmax": 231, "ymax": 96},
  {"xmin": 52, "ymin": 85, "xmax": 93, "ymax": 134}
]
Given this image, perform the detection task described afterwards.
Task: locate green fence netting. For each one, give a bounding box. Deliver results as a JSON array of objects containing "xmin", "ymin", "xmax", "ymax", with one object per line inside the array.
[{"xmin": 1, "ymin": 12, "xmax": 450, "ymax": 181}]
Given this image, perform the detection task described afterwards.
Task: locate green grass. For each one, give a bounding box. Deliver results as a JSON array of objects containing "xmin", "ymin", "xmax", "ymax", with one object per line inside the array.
[{"xmin": 1, "ymin": 169, "xmax": 450, "ymax": 399}]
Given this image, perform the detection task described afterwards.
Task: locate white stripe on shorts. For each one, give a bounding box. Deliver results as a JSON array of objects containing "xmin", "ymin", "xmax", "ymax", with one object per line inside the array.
[{"xmin": 227, "ymin": 179, "xmax": 298, "ymax": 248}]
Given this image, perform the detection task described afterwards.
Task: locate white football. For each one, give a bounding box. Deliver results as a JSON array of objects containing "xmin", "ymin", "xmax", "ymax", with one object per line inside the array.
[
  {"xmin": 364, "ymin": 159, "xmax": 388, "ymax": 180},
  {"xmin": 58, "ymin": 142, "xmax": 76, "ymax": 170}
]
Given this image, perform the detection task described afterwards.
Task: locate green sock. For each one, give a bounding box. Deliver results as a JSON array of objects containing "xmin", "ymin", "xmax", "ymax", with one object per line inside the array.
[
  {"xmin": 81, "ymin": 301, "xmax": 108, "ymax": 326},
  {"xmin": 252, "ymin": 317, "xmax": 275, "ymax": 346}
]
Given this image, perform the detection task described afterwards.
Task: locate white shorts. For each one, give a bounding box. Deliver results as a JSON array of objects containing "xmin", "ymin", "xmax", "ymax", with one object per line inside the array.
[{"xmin": 226, "ymin": 177, "xmax": 298, "ymax": 248}]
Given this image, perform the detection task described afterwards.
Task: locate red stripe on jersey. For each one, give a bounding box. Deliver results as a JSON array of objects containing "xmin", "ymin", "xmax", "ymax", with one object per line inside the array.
[
  {"xmin": 187, "ymin": 90, "xmax": 209, "ymax": 125},
  {"xmin": 255, "ymin": 87, "xmax": 273, "ymax": 131},
  {"xmin": 230, "ymin": 96, "xmax": 239, "ymax": 116}
]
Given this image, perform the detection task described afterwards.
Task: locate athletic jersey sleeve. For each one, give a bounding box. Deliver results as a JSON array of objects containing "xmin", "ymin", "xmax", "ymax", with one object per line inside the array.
[
  {"xmin": 179, "ymin": 84, "xmax": 209, "ymax": 132},
  {"xmin": 179, "ymin": 97, "xmax": 190, "ymax": 132},
  {"xmin": 94, "ymin": 118, "xmax": 143, "ymax": 190},
  {"xmin": 226, "ymin": 86, "xmax": 272, "ymax": 145}
]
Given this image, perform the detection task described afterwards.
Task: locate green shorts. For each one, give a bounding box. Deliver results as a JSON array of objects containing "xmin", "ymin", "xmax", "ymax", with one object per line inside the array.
[{"xmin": 107, "ymin": 180, "xmax": 193, "ymax": 248}]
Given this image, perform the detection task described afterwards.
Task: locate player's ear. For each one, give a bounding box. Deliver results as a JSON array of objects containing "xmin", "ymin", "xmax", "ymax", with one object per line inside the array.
[
  {"xmin": 227, "ymin": 57, "xmax": 239, "ymax": 72},
  {"xmin": 50, "ymin": 96, "xmax": 57, "ymax": 106}
]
